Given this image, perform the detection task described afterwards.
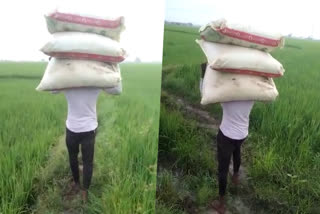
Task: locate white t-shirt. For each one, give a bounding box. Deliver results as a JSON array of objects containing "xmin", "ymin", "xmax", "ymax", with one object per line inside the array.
[
  {"xmin": 64, "ymin": 88, "xmax": 101, "ymax": 133},
  {"xmin": 219, "ymin": 101, "xmax": 254, "ymax": 140}
]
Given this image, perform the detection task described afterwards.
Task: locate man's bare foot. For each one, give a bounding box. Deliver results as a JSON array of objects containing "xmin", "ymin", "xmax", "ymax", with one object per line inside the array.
[
  {"xmin": 66, "ymin": 181, "xmax": 80, "ymax": 196},
  {"xmin": 232, "ymin": 172, "xmax": 240, "ymax": 186},
  {"xmin": 211, "ymin": 197, "xmax": 226, "ymax": 214},
  {"xmin": 81, "ymin": 190, "xmax": 88, "ymax": 203}
]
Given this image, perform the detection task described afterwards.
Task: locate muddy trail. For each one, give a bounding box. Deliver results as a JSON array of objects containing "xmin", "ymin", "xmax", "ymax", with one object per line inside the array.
[
  {"xmin": 30, "ymin": 136, "xmax": 89, "ymax": 214},
  {"xmin": 160, "ymin": 90, "xmax": 266, "ymax": 214}
]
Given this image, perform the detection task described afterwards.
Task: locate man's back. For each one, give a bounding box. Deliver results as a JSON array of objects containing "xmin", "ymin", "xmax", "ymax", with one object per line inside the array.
[
  {"xmin": 64, "ymin": 88, "xmax": 101, "ymax": 133},
  {"xmin": 220, "ymin": 101, "xmax": 254, "ymax": 140}
]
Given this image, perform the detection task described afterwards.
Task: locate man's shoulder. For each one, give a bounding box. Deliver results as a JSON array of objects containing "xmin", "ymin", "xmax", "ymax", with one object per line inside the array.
[
  {"xmin": 64, "ymin": 88, "xmax": 101, "ymax": 93},
  {"xmin": 221, "ymin": 101, "xmax": 255, "ymax": 110}
]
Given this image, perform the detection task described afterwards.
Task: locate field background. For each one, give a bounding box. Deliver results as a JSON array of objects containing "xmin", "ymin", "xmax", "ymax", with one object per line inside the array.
[
  {"xmin": 0, "ymin": 62, "xmax": 161, "ymax": 214},
  {"xmin": 156, "ymin": 24, "xmax": 320, "ymax": 214}
]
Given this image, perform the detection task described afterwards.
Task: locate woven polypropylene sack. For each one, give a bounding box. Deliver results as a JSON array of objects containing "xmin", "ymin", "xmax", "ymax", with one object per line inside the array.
[
  {"xmin": 200, "ymin": 66, "xmax": 278, "ymax": 105},
  {"xmin": 196, "ymin": 39, "xmax": 285, "ymax": 78},
  {"xmin": 199, "ymin": 19, "xmax": 284, "ymax": 52},
  {"xmin": 41, "ymin": 32, "xmax": 126, "ymax": 63},
  {"xmin": 36, "ymin": 58, "xmax": 121, "ymax": 91},
  {"xmin": 45, "ymin": 9, "xmax": 125, "ymax": 41}
]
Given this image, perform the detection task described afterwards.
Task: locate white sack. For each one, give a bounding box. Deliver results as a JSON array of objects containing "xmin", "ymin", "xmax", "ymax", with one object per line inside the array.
[
  {"xmin": 41, "ymin": 32, "xmax": 126, "ymax": 63},
  {"xmin": 199, "ymin": 19, "xmax": 284, "ymax": 52},
  {"xmin": 201, "ymin": 66, "xmax": 278, "ymax": 105},
  {"xmin": 196, "ymin": 39, "xmax": 284, "ymax": 78},
  {"xmin": 36, "ymin": 58, "xmax": 121, "ymax": 91},
  {"xmin": 45, "ymin": 9, "xmax": 125, "ymax": 41}
]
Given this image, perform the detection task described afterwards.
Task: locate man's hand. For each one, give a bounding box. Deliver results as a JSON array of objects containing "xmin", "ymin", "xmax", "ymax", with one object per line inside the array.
[
  {"xmin": 50, "ymin": 90, "xmax": 61, "ymax": 94},
  {"xmin": 103, "ymin": 81, "xmax": 122, "ymax": 95}
]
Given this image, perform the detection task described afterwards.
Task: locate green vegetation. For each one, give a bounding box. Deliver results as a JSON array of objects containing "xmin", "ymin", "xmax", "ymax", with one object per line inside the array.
[
  {"xmin": 163, "ymin": 25, "xmax": 205, "ymax": 65},
  {"xmin": 158, "ymin": 24, "xmax": 320, "ymax": 213},
  {"xmin": 0, "ymin": 62, "xmax": 161, "ymax": 214},
  {"xmin": 156, "ymin": 94, "xmax": 217, "ymax": 214}
]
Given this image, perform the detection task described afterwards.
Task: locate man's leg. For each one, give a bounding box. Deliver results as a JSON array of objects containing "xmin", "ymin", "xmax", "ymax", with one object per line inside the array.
[
  {"xmin": 66, "ymin": 128, "xmax": 80, "ymax": 185},
  {"xmin": 232, "ymin": 139, "xmax": 244, "ymax": 185},
  {"xmin": 212, "ymin": 130, "xmax": 234, "ymax": 213},
  {"xmin": 217, "ymin": 131, "xmax": 234, "ymax": 197},
  {"xmin": 80, "ymin": 130, "xmax": 96, "ymax": 191},
  {"xmin": 232, "ymin": 142, "xmax": 242, "ymax": 174}
]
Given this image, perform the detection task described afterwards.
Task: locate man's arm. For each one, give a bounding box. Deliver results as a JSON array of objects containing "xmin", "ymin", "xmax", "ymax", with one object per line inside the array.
[
  {"xmin": 200, "ymin": 62, "xmax": 207, "ymax": 95},
  {"xmin": 201, "ymin": 62, "xmax": 207, "ymax": 78},
  {"xmin": 103, "ymin": 81, "xmax": 122, "ymax": 95}
]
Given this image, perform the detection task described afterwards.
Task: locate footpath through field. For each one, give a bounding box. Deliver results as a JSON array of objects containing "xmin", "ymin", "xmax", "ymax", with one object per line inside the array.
[
  {"xmin": 29, "ymin": 64, "xmax": 162, "ymax": 214},
  {"xmin": 159, "ymin": 88, "xmax": 264, "ymax": 214}
]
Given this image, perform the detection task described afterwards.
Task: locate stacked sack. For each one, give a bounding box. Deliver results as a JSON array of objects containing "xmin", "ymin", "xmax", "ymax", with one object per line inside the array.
[
  {"xmin": 37, "ymin": 9, "xmax": 126, "ymax": 91},
  {"xmin": 197, "ymin": 19, "xmax": 285, "ymax": 105}
]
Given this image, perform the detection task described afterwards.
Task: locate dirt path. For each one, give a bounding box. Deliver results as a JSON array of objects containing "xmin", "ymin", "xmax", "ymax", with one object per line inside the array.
[
  {"xmin": 31, "ymin": 136, "xmax": 87, "ymax": 214},
  {"xmin": 163, "ymin": 90, "xmax": 257, "ymax": 214}
]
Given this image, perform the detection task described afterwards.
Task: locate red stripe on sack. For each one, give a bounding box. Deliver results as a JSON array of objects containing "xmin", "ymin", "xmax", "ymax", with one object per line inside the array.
[
  {"xmin": 49, "ymin": 12, "xmax": 123, "ymax": 29},
  {"xmin": 214, "ymin": 68, "xmax": 282, "ymax": 78},
  {"xmin": 48, "ymin": 52, "xmax": 125, "ymax": 63},
  {"xmin": 217, "ymin": 27, "xmax": 280, "ymax": 47},
  {"xmin": 48, "ymin": 85, "xmax": 119, "ymax": 91}
]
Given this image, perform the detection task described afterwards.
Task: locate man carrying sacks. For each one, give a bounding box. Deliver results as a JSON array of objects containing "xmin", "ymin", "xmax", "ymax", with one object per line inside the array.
[
  {"xmin": 198, "ymin": 19, "xmax": 285, "ymax": 213},
  {"xmin": 37, "ymin": 8, "xmax": 126, "ymax": 203}
]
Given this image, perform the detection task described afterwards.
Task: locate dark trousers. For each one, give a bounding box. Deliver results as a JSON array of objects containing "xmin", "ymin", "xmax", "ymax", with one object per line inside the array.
[
  {"xmin": 216, "ymin": 129, "xmax": 246, "ymax": 197},
  {"xmin": 66, "ymin": 128, "xmax": 96, "ymax": 190}
]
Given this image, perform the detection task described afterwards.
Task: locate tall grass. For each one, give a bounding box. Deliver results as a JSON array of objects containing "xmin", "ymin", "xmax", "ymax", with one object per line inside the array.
[
  {"xmin": 85, "ymin": 64, "xmax": 161, "ymax": 214},
  {"xmin": 0, "ymin": 62, "xmax": 66, "ymax": 214},
  {"xmin": 247, "ymin": 39, "xmax": 320, "ymax": 212},
  {"xmin": 163, "ymin": 65, "xmax": 201, "ymax": 103},
  {"xmin": 163, "ymin": 24, "xmax": 205, "ymax": 65},
  {"xmin": 156, "ymin": 97, "xmax": 217, "ymax": 213}
]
